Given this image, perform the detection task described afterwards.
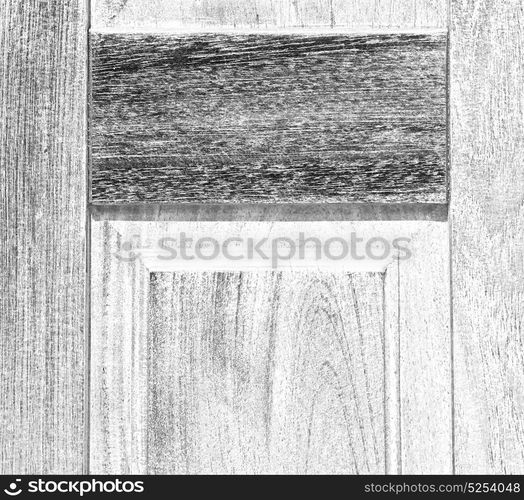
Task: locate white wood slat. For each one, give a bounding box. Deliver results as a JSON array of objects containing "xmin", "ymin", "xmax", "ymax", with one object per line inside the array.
[
  {"xmin": 451, "ymin": 0, "xmax": 524, "ymax": 474},
  {"xmin": 90, "ymin": 222, "xmax": 149, "ymax": 474},
  {"xmin": 92, "ymin": 0, "xmax": 447, "ymax": 32}
]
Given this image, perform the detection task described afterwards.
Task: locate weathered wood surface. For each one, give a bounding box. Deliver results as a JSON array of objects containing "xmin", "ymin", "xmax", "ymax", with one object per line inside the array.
[
  {"xmin": 451, "ymin": 0, "xmax": 524, "ymax": 474},
  {"xmin": 90, "ymin": 220, "xmax": 450, "ymax": 474},
  {"xmin": 91, "ymin": 32, "xmax": 446, "ymax": 204},
  {"xmin": 92, "ymin": 0, "xmax": 447, "ymax": 31},
  {"xmin": 0, "ymin": 0, "xmax": 87, "ymax": 473}
]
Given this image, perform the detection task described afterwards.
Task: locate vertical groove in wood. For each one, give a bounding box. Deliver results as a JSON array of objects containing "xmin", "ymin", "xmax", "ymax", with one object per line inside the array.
[
  {"xmin": 384, "ymin": 222, "xmax": 451, "ymax": 474},
  {"xmin": 0, "ymin": 0, "xmax": 87, "ymax": 473},
  {"xmin": 383, "ymin": 262, "xmax": 401, "ymax": 474},
  {"xmin": 451, "ymin": 0, "xmax": 524, "ymax": 473}
]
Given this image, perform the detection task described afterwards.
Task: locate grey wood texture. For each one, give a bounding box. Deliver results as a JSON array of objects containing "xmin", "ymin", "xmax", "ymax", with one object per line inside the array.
[
  {"xmin": 92, "ymin": 0, "xmax": 447, "ymax": 31},
  {"xmin": 91, "ymin": 32, "xmax": 447, "ymax": 204},
  {"xmin": 451, "ymin": 0, "xmax": 524, "ymax": 473},
  {"xmin": 90, "ymin": 220, "xmax": 451, "ymax": 474},
  {"xmin": 91, "ymin": 203, "xmax": 449, "ymax": 222},
  {"xmin": 0, "ymin": 0, "xmax": 87, "ymax": 473}
]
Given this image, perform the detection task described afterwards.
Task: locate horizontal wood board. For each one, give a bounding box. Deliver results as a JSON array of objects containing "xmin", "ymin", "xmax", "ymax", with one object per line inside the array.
[
  {"xmin": 91, "ymin": 32, "xmax": 447, "ymax": 204},
  {"xmin": 92, "ymin": 0, "xmax": 447, "ymax": 31}
]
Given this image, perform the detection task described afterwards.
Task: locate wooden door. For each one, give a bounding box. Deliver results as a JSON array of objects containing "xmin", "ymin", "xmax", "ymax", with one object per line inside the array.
[{"xmin": 1, "ymin": 0, "xmax": 523, "ymax": 475}]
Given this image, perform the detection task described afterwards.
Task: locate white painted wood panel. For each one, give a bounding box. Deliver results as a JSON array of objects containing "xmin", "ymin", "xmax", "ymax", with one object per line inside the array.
[
  {"xmin": 90, "ymin": 220, "xmax": 450, "ymax": 474},
  {"xmin": 90, "ymin": 222, "xmax": 150, "ymax": 474},
  {"xmin": 92, "ymin": 0, "xmax": 447, "ymax": 31}
]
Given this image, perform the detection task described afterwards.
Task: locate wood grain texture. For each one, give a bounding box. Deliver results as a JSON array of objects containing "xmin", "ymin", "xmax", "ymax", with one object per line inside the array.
[
  {"xmin": 90, "ymin": 220, "xmax": 450, "ymax": 473},
  {"xmin": 91, "ymin": 32, "xmax": 446, "ymax": 204},
  {"xmin": 0, "ymin": 0, "xmax": 87, "ymax": 473},
  {"xmin": 451, "ymin": 0, "xmax": 524, "ymax": 473},
  {"xmin": 149, "ymin": 271, "xmax": 384, "ymax": 474},
  {"xmin": 92, "ymin": 0, "xmax": 447, "ymax": 31}
]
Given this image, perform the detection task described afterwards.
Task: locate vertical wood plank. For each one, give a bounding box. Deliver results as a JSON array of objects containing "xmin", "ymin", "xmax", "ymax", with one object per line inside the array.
[
  {"xmin": 451, "ymin": 0, "xmax": 524, "ymax": 473},
  {"xmin": 383, "ymin": 260, "xmax": 402, "ymax": 474},
  {"xmin": 90, "ymin": 222, "xmax": 149, "ymax": 474},
  {"xmin": 0, "ymin": 0, "xmax": 87, "ymax": 473},
  {"xmin": 400, "ymin": 222, "xmax": 451, "ymax": 473}
]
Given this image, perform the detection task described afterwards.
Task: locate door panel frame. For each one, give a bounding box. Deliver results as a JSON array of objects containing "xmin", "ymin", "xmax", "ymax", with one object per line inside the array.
[{"xmin": 89, "ymin": 220, "xmax": 450, "ymax": 474}]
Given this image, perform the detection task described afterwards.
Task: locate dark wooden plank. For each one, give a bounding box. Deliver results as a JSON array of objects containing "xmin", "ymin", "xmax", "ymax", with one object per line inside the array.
[
  {"xmin": 91, "ymin": 32, "xmax": 446, "ymax": 204},
  {"xmin": 0, "ymin": 0, "xmax": 87, "ymax": 473},
  {"xmin": 92, "ymin": 0, "xmax": 447, "ymax": 31},
  {"xmin": 451, "ymin": 0, "xmax": 524, "ymax": 473}
]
